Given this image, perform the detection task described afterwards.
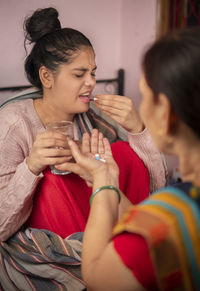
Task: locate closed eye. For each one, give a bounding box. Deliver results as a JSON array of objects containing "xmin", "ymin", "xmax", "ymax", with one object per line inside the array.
[
  {"xmin": 72, "ymin": 66, "xmax": 97, "ymax": 78},
  {"xmin": 75, "ymin": 72, "xmax": 96, "ymax": 78}
]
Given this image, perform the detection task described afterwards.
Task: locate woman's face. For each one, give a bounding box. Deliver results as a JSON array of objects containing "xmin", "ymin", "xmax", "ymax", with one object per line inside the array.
[{"xmin": 48, "ymin": 46, "xmax": 96, "ymax": 120}]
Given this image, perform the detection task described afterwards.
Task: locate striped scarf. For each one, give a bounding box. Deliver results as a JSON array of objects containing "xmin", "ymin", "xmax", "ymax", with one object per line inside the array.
[
  {"xmin": 113, "ymin": 182, "xmax": 200, "ymax": 291},
  {"xmin": 0, "ymin": 230, "xmax": 85, "ymax": 290}
]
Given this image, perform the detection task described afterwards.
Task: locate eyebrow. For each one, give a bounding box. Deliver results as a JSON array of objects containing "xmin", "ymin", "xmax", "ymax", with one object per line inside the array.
[{"xmin": 72, "ymin": 66, "xmax": 97, "ymax": 72}]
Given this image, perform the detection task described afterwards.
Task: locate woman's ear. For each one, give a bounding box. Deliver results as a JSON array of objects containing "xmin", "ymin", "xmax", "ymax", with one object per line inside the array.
[{"xmin": 39, "ymin": 66, "xmax": 53, "ymax": 89}]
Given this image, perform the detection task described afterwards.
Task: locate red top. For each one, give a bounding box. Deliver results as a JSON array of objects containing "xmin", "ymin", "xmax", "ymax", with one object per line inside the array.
[
  {"xmin": 113, "ymin": 232, "xmax": 159, "ymax": 291},
  {"xmin": 27, "ymin": 141, "xmax": 150, "ymax": 238}
]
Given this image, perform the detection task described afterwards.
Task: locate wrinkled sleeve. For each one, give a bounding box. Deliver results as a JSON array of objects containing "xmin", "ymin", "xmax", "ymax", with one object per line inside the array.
[
  {"xmin": 0, "ymin": 118, "xmax": 43, "ymax": 241},
  {"xmin": 128, "ymin": 128, "xmax": 167, "ymax": 193}
]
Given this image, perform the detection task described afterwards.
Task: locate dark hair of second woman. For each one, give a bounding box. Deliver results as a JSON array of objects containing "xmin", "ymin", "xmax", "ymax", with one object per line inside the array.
[
  {"xmin": 24, "ymin": 7, "xmax": 93, "ymax": 90},
  {"xmin": 142, "ymin": 27, "xmax": 200, "ymax": 138}
]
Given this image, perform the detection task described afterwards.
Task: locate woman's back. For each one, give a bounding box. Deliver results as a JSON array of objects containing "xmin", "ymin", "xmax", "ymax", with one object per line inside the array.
[{"xmin": 113, "ymin": 182, "xmax": 200, "ymax": 290}]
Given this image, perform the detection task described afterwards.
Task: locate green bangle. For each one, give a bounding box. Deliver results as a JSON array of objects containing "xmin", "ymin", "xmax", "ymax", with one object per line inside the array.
[{"xmin": 90, "ymin": 185, "xmax": 121, "ymax": 206}]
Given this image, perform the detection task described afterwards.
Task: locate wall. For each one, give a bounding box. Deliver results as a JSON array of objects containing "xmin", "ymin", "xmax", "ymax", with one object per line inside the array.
[
  {"xmin": 0, "ymin": 0, "xmax": 121, "ymax": 87},
  {"xmin": 120, "ymin": 0, "xmax": 157, "ymax": 107}
]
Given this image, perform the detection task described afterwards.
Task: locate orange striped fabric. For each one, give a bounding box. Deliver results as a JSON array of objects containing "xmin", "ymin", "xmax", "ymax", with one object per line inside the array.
[{"xmin": 113, "ymin": 183, "xmax": 200, "ymax": 291}]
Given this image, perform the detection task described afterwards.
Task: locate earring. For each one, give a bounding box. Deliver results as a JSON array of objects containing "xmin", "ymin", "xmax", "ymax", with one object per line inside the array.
[{"xmin": 166, "ymin": 136, "xmax": 173, "ymax": 144}]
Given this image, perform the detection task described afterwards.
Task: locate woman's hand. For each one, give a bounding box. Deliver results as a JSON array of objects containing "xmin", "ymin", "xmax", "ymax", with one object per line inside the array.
[
  {"xmin": 63, "ymin": 129, "xmax": 119, "ymax": 186},
  {"xmin": 55, "ymin": 132, "xmax": 97, "ymax": 186},
  {"xmin": 26, "ymin": 130, "xmax": 73, "ymax": 175},
  {"xmin": 94, "ymin": 94, "xmax": 144, "ymax": 133}
]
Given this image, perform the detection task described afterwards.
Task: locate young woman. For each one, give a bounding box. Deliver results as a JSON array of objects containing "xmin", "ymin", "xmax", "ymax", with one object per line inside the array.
[
  {"xmin": 0, "ymin": 7, "xmax": 166, "ymax": 242},
  {"xmin": 67, "ymin": 27, "xmax": 200, "ymax": 290}
]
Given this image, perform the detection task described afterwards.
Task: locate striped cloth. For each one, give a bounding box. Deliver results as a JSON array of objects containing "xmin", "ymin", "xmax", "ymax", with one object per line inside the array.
[
  {"xmin": 113, "ymin": 182, "xmax": 200, "ymax": 291},
  {"xmin": 0, "ymin": 229, "xmax": 85, "ymax": 290}
]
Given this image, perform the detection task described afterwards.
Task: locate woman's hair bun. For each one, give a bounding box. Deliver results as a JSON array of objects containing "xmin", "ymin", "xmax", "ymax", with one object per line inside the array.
[{"xmin": 24, "ymin": 7, "xmax": 61, "ymax": 43}]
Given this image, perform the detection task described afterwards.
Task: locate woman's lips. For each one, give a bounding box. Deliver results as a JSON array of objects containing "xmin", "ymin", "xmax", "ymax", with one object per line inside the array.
[{"xmin": 79, "ymin": 95, "xmax": 91, "ymax": 103}]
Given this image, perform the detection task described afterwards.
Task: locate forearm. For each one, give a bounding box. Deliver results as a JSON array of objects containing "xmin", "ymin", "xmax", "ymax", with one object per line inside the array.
[
  {"xmin": 118, "ymin": 193, "xmax": 132, "ymax": 218},
  {"xmin": 0, "ymin": 160, "xmax": 43, "ymax": 241},
  {"xmin": 82, "ymin": 173, "xmax": 119, "ymax": 274}
]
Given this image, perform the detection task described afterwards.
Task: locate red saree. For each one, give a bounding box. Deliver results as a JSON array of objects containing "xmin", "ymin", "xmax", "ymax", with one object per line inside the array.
[{"xmin": 26, "ymin": 141, "xmax": 149, "ymax": 238}]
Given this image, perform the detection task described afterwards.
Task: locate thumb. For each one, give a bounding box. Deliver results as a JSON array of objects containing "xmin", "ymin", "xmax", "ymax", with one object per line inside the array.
[{"xmin": 68, "ymin": 139, "xmax": 83, "ymax": 163}]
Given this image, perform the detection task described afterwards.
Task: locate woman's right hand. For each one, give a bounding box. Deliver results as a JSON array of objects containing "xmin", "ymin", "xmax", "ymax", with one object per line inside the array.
[
  {"xmin": 26, "ymin": 130, "xmax": 73, "ymax": 175},
  {"xmin": 94, "ymin": 94, "xmax": 144, "ymax": 133}
]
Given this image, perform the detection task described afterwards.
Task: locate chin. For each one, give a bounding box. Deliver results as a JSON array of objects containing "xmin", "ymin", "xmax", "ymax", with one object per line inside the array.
[{"xmin": 76, "ymin": 104, "xmax": 90, "ymax": 114}]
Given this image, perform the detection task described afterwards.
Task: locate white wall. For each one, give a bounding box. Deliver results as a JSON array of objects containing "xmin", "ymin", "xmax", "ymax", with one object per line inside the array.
[{"xmin": 0, "ymin": 0, "xmax": 121, "ymax": 87}]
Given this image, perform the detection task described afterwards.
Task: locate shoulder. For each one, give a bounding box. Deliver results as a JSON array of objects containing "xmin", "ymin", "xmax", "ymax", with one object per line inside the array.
[
  {"xmin": 0, "ymin": 99, "xmax": 35, "ymax": 138},
  {"xmin": 151, "ymin": 182, "xmax": 193, "ymax": 201},
  {"xmin": 113, "ymin": 182, "xmax": 198, "ymax": 237},
  {"xmin": 0, "ymin": 99, "xmax": 33, "ymax": 119}
]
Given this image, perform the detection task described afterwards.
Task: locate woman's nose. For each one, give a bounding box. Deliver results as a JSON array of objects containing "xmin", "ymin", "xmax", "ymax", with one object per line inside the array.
[{"xmin": 84, "ymin": 75, "xmax": 96, "ymax": 87}]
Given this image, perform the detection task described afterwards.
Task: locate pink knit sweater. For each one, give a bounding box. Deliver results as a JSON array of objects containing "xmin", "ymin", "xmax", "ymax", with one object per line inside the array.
[{"xmin": 0, "ymin": 99, "xmax": 166, "ymax": 241}]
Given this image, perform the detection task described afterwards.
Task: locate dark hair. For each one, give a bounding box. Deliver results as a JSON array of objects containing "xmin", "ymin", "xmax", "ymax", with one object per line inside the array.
[
  {"xmin": 24, "ymin": 7, "xmax": 93, "ymax": 89},
  {"xmin": 142, "ymin": 27, "xmax": 200, "ymax": 138}
]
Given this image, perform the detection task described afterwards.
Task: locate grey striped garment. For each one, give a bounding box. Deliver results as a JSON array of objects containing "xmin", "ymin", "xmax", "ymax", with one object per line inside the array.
[{"xmin": 0, "ymin": 228, "xmax": 85, "ymax": 290}]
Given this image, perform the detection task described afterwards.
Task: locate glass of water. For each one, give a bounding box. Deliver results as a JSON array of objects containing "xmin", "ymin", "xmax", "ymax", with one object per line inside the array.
[{"xmin": 46, "ymin": 120, "xmax": 74, "ymax": 175}]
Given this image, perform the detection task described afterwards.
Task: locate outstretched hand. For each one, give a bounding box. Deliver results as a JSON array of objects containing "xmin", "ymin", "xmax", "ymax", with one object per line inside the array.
[{"xmin": 56, "ymin": 129, "xmax": 119, "ymax": 185}]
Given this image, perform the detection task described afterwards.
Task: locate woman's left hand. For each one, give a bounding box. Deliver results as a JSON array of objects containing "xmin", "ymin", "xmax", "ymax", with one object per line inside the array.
[
  {"xmin": 94, "ymin": 94, "xmax": 144, "ymax": 133},
  {"xmin": 55, "ymin": 129, "xmax": 119, "ymax": 186}
]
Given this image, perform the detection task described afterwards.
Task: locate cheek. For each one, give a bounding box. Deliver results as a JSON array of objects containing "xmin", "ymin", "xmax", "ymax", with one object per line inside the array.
[
  {"xmin": 139, "ymin": 97, "xmax": 149, "ymax": 124},
  {"xmin": 57, "ymin": 81, "xmax": 79, "ymax": 97},
  {"xmin": 139, "ymin": 97, "xmax": 158, "ymax": 139}
]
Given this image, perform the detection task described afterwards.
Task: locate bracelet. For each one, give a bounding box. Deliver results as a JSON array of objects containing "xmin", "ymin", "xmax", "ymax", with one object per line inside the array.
[{"xmin": 90, "ymin": 185, "xmax": 121, "ymax": 206}]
